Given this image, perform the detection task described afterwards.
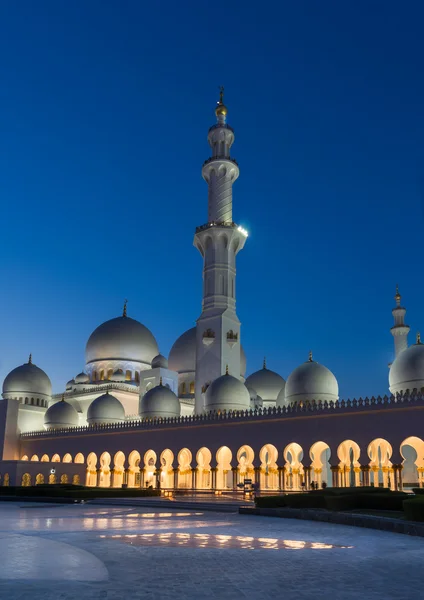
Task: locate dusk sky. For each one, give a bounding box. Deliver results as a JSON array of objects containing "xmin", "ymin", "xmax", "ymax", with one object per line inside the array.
[{"xmin": 1, "ymin": 1, "xmax": 423, "ymax": 398}]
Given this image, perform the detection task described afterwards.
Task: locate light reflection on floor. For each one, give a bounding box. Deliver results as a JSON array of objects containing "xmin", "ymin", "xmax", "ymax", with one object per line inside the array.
[{"xmin": 99, "ymin": 532, "xmax": 354, "ymax": 550}]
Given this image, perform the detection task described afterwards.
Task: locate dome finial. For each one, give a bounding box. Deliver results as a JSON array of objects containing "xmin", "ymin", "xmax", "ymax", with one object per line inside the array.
[
  {"xmin": 123, "ymin": 299, "xmax": 128, "ymax": 317},
  {"xmin": 215, "ymin": 86, "xmax": 228, "ymax": 120},
  {"xmin": 417, "ymin": 332, "xmax": 421, "ymax": 345},
  {"xmin": 263, "ymin": 356, "xmax": 267, "ymax": 369},
  {"xmin": 309, "ymin": 350, "xmax": 313, "ymax": 362},
  {"xmin": 395, "ymin": 284, "xmax": 401, "ymax": 305},
  {"xmin": 28, "ymin": 353, "xmax": 32, "ymax": 364},
  {"xmin": 225, "ymin": 364, "xmax": 229, "ymax": 375}
]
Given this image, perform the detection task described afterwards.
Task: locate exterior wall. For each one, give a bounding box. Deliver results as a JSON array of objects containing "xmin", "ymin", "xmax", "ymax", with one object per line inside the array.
[
  {"xmin": 0, "ymin": 460, "xmax": 85, "ymax": 487},
  {"xmin": 17, "ymin": 397, "xmax": 424, "ymax": 482},
  {"xmin": 18, "ymin": 405, "xmax": 46, "ymax": 434}
]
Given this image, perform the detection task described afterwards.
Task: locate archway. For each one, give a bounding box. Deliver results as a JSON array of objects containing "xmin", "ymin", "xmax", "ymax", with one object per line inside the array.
[
  {"xmin": 21, "ymin": 473, "xmax": 31, "ymax": 486},
  {"xmin": 160, "ymin": 449, "xmax": 174, "ymax": 489},
  {"xmin": 128, "ymin": 450, "xmax": 141, "ymax": 488},
  {"xmin": 368, "ymin": 438, "xmax": 393, "ymax": 489},
  {"xmin": 72, "ymin": 474, "xmax": 81, "ymax": 485},
  {"xmin": 41, "ymin": 454, "xmax": 49, "ymax": 462},
  {"xmin": 60, "ymin": 474, "xmax": 69, "ymax": 484},
  {"xmin": 310, "ymin": 441, "xmax": 331, "ymax": 489},
  {"xmin": 30, "ymin": 455, "xmax": 39, "ymax": 462},
  {"xmin": 401, "ymin": 436, "xmax": 424, "ymax": 489},
  {"xmin": 99, "ymin": 452, "xmax": 112, "ymax": 487},
  {"xmin": 74, "ymin": 453, "xmax": 84, "ymax": 464},
  {"xmin": 113, "ymin": 451, "xmax": 126, "ymax": 487},
  {"xmin": 86, "ymin": 452, "xmax": 98, "ymax": 486},
  {"xmin": 216, "ymin": 446, "xmax": 232, "ymax": 489},
  {"xmin": 63, "ymin": 453, "xmax": 72, "ymax": 463},
  {"xmin": 49, "ymin": 473, "xmax": 57, "ymax": 484},
  {"xmin": 35, "ymin": 473, "xmax": 44, "ymax": 485},
  {"xmin": 337, "ymin": 440, "xmax": 361, "ymax": 487},
  {"xmin": 283, "ymin": 442, "xmax": 304, "ymax": 491},
  {"xmin": 259, "ymin": 444, "xmax": 279, "ymax": 490},
  {"xmin": 237, "ymin": 445, "xmax": 255, "ymax": 487},
  {"xmin": 51, "ymin": 454, "xmax": 60, "ymax": 463},
  {"xmin": 178, "ymin": 448, "xmax": 192, "ymax": 488},
  {"xmin": 196, "ymin": 447, "xmax": 212, "ymax": 489},
  {"xmin": 144, "ymin": 450, "xmax": 157, "ymax": 488}
]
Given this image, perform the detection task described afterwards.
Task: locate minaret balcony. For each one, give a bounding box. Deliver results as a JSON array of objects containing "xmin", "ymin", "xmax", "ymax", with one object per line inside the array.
[
  {"xmin": 202, "ymin": 329, "xmax": 215, "ymax": 346},
  {"xmin": 202, "ymin": 156, "xmax": 238, "ymax": 168},
  {"xmin": 208, "ymin": 123, "xmax": 234, "ymax": 133}
]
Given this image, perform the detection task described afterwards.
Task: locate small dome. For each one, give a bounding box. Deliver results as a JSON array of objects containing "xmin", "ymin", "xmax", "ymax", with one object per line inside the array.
[
  {"xmin": 169, "ymin": 327, "xmax": 246, "ymax": 377},
  {"xmin": 140, "ymin": 383, "xmax": 180, "ymax": 419},
  {"xmin": 87, "ymin": 392, "xmax": 125, "ymax": 425},
  {"xmin": 205, "ymin": 373, "xmax": 250, "ymax": 412},
  {"xmin": 65, "ymin": 379, "xmax": 75, "ymax": 391},
  {"xmin": 75, "ymin": 372, "xmax": 90, "ymax": 384},
  {"xmin": 85, "ymin": 315, "xmax": 158, "ymax": 366},
  {"xmin": 245, "ymin": 363, "xmax": 285, "ymax": 402},
  {"xmin": 2, "ymin": 358, "xmax": 52, "ymax": 400},
  {"xmin": 44, "ymin": 399, "xmax": 79, "ymax": 430},
  {"xmin": 152, "ymin": 354, "xmax": 168, "ymax": 369},
  {"xmin": 285, "ymin": 355, "xmax": 339, "ymax": 404},
  {"xmin": 389, "ymin": 339, "xmax": 424, "ymax": 394},
  {"xmin": 110, "ymin": 369, "xmax": 126, "ymax": 382},
  {"xmin": 246, "ymin": 386, "xmax": 263, "ymax": 410},
  {"xmin": 276, "ymin": 386, "xmax": 289, "ymax": 408}
]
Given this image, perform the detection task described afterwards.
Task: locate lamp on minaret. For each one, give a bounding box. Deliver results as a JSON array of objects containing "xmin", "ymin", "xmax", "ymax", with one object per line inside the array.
[
  {"xmin": 390, "ymin": 284, "xmax": 410, "ymax": 359},
  {"xmin": 193, "ymin": 89, "xmax": 248, "ymax": 414}
]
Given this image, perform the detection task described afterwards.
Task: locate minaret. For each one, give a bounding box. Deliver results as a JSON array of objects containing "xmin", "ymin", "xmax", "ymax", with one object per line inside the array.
[
  {"xmin": 391, "ymin": 284, "xmax": 410, "ymax": 359},
  {"xmin": 193, "ymin": 89, "xmax": 247, "ymax": 413}
]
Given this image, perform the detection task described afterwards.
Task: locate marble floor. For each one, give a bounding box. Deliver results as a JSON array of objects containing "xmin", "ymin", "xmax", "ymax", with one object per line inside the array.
[{"xmin": 0, "ymin": 502, "xmax": 422, "ymax": 599}]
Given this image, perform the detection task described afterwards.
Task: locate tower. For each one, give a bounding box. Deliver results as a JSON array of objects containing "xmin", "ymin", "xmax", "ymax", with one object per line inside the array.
[
  {"xmin": 193, "ymin": 90, "xmax": 247, "ymax": 413},
  {"xmin": 391, "ymin": 284, "xmax": 410, "ymax": 359}
]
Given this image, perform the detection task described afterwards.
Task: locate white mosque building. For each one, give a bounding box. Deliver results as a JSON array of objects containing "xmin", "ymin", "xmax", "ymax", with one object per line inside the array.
[{"xmin": 1, "ymin": 92, "xmax": 424, "ymax": 492}]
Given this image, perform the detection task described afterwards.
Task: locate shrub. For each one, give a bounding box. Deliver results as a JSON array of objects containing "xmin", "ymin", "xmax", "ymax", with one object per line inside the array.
[
  {"xmin": 285, "ymin": 494, "xmax": 326, "ymax": 509},
  {"xmin": 412, "ymin": 488, "xmax": 424, "ymax": 495},
  {"xmin": 403, "ymin": 498, "xmax": 424, "ymax": 521},
  {"xmin": 324, "ymin": 494, "xmax": 360, "ymax": 511},
  {"xmin": 255, "ymin": 495, "xmax": 287, "ymax": 508},
  {"xmin": 0, "ymin": 485, "xmax": 160, "ymax": 499},
  {"xmin": 358, "ymin": 492, "xmax": 408, "ymax": 511},
  {"xmin": 309, "ymin": 486, "xmax": 391, "ymax": 496}
]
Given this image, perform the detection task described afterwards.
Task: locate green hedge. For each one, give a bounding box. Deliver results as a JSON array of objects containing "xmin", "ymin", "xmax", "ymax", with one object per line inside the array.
[
  {"xmin": 255, "ymin": 495, "xmax": 287, "ymax": 508},
  {"xmin": 0, "ymin": 486, "xmax": 160, "ymax": 499},
  {"xmin": 285, "ymin": 493, "xmax": 327, "ymax": 509},
  {"xmin": 324, "ymin": 492, "xmax": 408, "ymax": 512},
  {"xmin": 310, "ymin": 486, "xmax": 391, "ymax": 496},
  {"xmin": 403, "ymin": 498, "xmax": 424, "ymax": 521},
  {"xmin": 412, "ymin": 488, "xmax": 424, "ymax": 495}
]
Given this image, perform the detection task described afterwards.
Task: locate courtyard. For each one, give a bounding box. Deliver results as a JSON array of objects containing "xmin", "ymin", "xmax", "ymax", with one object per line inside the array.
[{"xmin": 0, "ymin": 502, "xmax": 422, "ymax": 599}]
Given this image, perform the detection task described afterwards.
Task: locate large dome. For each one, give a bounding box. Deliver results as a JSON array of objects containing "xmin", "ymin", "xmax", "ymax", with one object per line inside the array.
[
  {"xmin": 140, "ymin": 383, "xmax": 180, "ymax": 419},
  {"xmin": 85, "ymin": 315, "xmax": 159, "ymax": 366},
  {"xmin": 169, "ymin": 327, "xmax": 247, "ymax": 377},
  {"xmin": 205, "ymin": 372, "xmax": 250, "ymax": 412},
  {"xmin": 44, "ymin": 399, "xmax": 79, "ymax": 430},
  {"xmin": 245, "ymin": 363, "xmax": 285, "ymax": 402},
  {"xmin": 2, "ymin": 358, "xmax": 52, "ymax": 401},
  {"xmin": 285, "ymin": 355, "xmax": 338, "ymax": 404},
  {"xmin": 389, "ymin": 339, "xmax": 424, "ymax": 394},
  {"xmin": 87, "ymin": 392, "xmax": 125, "ymax": 425}
]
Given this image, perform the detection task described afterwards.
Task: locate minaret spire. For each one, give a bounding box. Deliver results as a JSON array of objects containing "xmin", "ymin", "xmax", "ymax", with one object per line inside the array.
[
  {"xmin": 123, "ymin": 299, "xmax": 128, "ymax": 317},
  {"xmin": 28, "ymin": 353, "xmax": 32, "ymax": 364},
  {"xmin": 193, "ymin": 91, "xmax": 247, "ymax": 414},
  {"xmin": 390, "ymin": 284, "xmax": 410, "ymax": 359}
]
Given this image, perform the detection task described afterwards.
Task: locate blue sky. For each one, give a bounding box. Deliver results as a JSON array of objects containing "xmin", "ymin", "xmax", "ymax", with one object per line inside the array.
[{"xmin": 0, "ymin": 1, "xmax": 423, "ymax": 398}]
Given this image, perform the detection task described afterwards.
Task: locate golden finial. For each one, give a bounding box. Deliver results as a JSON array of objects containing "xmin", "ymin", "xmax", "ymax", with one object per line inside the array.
[
  {"xmin": 28, "ymin": 353, "xmax": 32, "ymax": 364},
  {"xmin": 309, "ymin": 351, "xmax": 313, "ymax": 362},
  {"xmin": 263, "ymin": 357, "xmax": 267, "ymax": 369},
  {"xmin": 123, "ymin": 299, "xmax": 128, "ymax": 317},
  {"xmin": 417, "ymin": 332, "xmax": 421, "ymax": 345},
  {"xmin": 160, "ymin": 376, "xmax": 163, "ymax": 386},
  {"xmin": 225, "ymin": 364, "xmax": 229, "ymax": 375},
  {"xmin": 215, "ymin": 86, "xmax": 228, "ymax": 118},
  {"xmin": 395, "ymin": 284, "xmax": 401, "ymax": 302}
]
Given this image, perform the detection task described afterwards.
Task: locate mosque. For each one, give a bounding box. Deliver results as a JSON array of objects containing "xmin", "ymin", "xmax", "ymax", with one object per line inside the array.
[{"xmin": 1, "ymin": 92, "xmax": 424, "ymax": 493}]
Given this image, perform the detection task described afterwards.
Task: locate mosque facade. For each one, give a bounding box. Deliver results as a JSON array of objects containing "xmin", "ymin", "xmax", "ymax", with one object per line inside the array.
[{"xmin": 1, "ymin": 94, "xmax": 424, "ymax": 492}]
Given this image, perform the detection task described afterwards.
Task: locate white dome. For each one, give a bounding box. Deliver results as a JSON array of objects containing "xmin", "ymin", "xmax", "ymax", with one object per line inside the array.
[
  {"xmin": 169, "ymin": 327, "xmax": 247, "ymax": 377},
  {"xmin": 75, "ymin": 372, "xmax": 90, "ymax": 384},
  {"xmin": 152, "ymin": 354, "xmax": 168, "ymax": 369},
  {"xmin": 389, "ymin": 341, "xmax": 424, "ymax": 394},
  {"xmin": 85, "ymin": 315, "xmax": 159, "ymax": 366},
  {"xmin": 2, "ymin": 359, "xmax": 52, "ymax": 400},
  {"xmin": 87, "ymin": 392, "xmax": 125, "ymax": 425},
  {"xmin": 140, "ymin": 383, "xmax": 180, "ymax": 418},
  {"xmin": 276, "ymin": 386, "xmax": 289, "ymax": 408},
  {"xmin": 44, "ymin": 399, "xmax": 79, "ymax": 430},
  {"xmin": 110, "ymin": 369, "xmax": 126, "ymax": 382},
  {"xmin": 65, "ymin": 379, "xmax": 75, "ymax": 391},
  {"xmin": 205, "ymin": 373, "xmax": 250, "ymax": 412},
  {"xmin": 285, "ymin": 356, "xmax": 339, "ymax": 404},
  {"xmin": 245, "ymin": 364, "xmax": 285, "ymax": 402}
]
